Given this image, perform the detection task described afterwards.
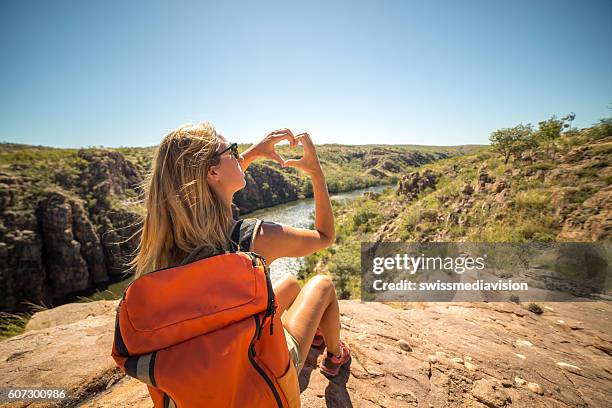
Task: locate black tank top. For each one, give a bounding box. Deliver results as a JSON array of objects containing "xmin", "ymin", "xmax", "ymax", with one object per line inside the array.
[
  {"xmin": 179, "ymin": 218, "xmax": 263, "ymax": 266},
  {"xmin": 229, "ymin": 218, "xmax": 264, "ymax": 252}
]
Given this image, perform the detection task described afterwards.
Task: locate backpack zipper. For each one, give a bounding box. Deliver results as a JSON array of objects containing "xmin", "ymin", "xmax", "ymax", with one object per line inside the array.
[
  {"xmin": 249, "ymin": 314, "xmax": 283, "ymax": 408},
  {"xmin": 251, "ymin": 253, "xmax": 276, "ymax": 339}
]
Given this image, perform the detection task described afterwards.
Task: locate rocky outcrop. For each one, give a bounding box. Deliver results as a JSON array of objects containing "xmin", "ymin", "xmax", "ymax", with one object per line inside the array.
[
  {"xmin": 71, "ymin": 200, "xmax": 107, "ymax": 283},
  {"xmin": 475, "ymin": 168, "xmax": 494, "ymax": 193},
  {"xmin": 556, "ymin": 186, "xmax": 612, "ymax": 241},
  {"xmin": 37, "ymin": 192, "xmax": 102, "ymax": 297},
  {"xmin": 53, "ymin": 149, "xmax": 141, "ymax": 213},
  {"xmin": 396, "ymin": 170, "xmax": 439, "ymax": 201},
  {"xmin": 24, "ymin": 300, "xmax": 118, "ymax": 332},
  {"xmin": 0, "ymin": 187, "xmax": 139, "ymax": 311},
  {"xmin": 0, "ymin": 148, "xmax": 142, "ymax": 312},
  {"xmin": 539, "ymin": 137, "xmax": 611, "ymax": 241},
  {"xmin": 1, "ymin": 174, "xmax": 46, "ymax": 311},
  {"xmin": 364, "ymin": 150, "xmax": 450, "ymax": 171},
  {"xmin": 97, "ymin": 210, "xmax": 140, "ymax": 277},
  {"xmin": 1, "ymin": 299, "xmax": 610, "ymax": 407},
  {"xmin": 0, "ymin": 301, "xmax": 121, "ymax": 408}
]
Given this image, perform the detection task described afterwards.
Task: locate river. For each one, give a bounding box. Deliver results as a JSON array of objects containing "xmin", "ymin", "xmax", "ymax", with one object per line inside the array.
[{"xmin": 86, "ymin": 184, "xmax": 392, "ymax": 301}]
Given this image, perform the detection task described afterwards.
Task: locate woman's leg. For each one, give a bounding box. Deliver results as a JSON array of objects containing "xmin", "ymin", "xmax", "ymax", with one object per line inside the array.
[
  {"xmin": 281, "ymin": 275, "xmax": 341, "ymax": 372},
  {"xmin": 272, "ymin": 274, "xmax": 301, "ymax": 316}
]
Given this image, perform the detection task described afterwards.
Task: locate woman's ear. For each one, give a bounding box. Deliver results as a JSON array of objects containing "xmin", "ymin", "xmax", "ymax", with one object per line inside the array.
[{"xmin": 207, "ymin": 164, "xmax": 221, "ymax": 183}]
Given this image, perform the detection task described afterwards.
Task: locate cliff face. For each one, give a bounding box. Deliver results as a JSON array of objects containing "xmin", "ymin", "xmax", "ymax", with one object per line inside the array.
[
  {"xmin": 0, "ymin": 173, "xmax": 45, "ymax": 311},
  {"xmin": 0, "ymin": 299, "xmax": 610, "ymax": 407},
  {"xmin": 0, "ymin": 149, "xmax": 142, "ymax": 311},
  {"xmin": 38, "ymin": 191, "xmax": 103, "ymax": 295},
  {"xmin": 233, "ymin": 164, "xmax": 301, "ymax": 213}
]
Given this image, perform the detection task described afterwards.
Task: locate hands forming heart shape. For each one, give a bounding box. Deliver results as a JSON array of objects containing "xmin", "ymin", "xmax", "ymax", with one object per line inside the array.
[{"xmin": 256, "ymin": 128, "xmax": 322, "ymax": 176}]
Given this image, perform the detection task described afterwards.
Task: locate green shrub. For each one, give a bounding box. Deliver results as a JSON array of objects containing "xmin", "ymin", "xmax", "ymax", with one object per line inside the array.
[
  {"xmin": 351, "ymin": 201, "xmax": 383, "ymax": 232},
  {"xmin": 328, "ymin": 246, "xmax": 360, "ymax": 299},
  {"xmin": 0, "ymin": 312, "xmax": 30, "ymax": 340},
  {"xmin": 586, "ymin": 117, "xmax": 612, "ymax": 141}
]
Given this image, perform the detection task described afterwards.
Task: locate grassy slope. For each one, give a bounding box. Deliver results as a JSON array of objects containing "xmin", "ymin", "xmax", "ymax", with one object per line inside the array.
[{"xmin": 301, "ymin": 124, "xmax": 611, "ymax": 298}]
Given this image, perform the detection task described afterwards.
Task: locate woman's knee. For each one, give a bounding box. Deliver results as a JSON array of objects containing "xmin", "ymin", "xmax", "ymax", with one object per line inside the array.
[
  {"xmin": 286, "ymin": 274, "xmax": 299, "ymax": 286},
  {"xmin": 274, "ymin": 274, "xmax": 301, "ymax": 303},
  {"xmin": 306, "ymin": 274, "xmax": 336, "ymax": 297},
  {"xmin": 275, "ymin": 273, "xmax": 299, "ymax": 290}
]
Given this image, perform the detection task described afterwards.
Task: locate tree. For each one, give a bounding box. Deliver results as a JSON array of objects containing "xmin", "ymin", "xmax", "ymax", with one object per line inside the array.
[
  {"xmin": 588, "ymin": 104, "xmax": 611, "ymax": 141},
  {"xmin": 508, "ymin": 124, "xmax": 536, "ymax": 162},
  {"xmin": 489, "ymin": 124, "xmax": 535, "ymax": 164},
  {"xmin": 489, "ymin": 128, "xmax": 514, "ymax": 164},
  {"xmin": 534, "ymin": 113, "xmax": 576, "ymax": 158},
  {"xmin": 588, "ymin": 116, "xmax": 612, "ymax": 141}
]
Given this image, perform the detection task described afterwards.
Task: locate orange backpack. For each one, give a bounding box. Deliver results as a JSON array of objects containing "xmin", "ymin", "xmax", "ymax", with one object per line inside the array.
[{"xmin": 110, "ymin": 219, "xmax": 301, "ymax": 407}]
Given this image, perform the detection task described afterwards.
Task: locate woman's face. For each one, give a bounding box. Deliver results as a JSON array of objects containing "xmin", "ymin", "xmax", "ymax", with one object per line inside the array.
[{"xmin": 206, "ymin": 136, "xmax": 246, "ymax": 196}]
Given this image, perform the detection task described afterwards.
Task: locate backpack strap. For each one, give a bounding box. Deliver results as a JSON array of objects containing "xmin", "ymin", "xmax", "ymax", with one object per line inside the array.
[
  {"xmin": 229, "ymin": 219, "xmax": 244, "ymax": 251},
  {"xmin": 124, "ymin": 351, "xmax": 158, "ymax": 387},
  {"xmin": 163, "ymin": 393, "xmax": 178, "ymax": 408},
  {"xmin": 230, "ymin": 218, "xmax": 263, "ymax": 252}
]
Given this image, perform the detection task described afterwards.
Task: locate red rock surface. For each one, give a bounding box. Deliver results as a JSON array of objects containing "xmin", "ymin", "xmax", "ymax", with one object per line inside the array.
[{"xmin": 1, "ymin": 299, "xmax": 610, "ymax": 407}]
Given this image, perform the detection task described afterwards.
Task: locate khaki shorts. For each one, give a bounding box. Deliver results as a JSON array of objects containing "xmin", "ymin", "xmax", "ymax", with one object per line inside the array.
[{"xmin": 283, "ymin": 327, "xmax": 301, "ymax": 374}]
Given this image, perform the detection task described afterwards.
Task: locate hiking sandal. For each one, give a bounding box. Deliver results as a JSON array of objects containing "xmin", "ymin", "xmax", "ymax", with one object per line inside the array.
[{"xmin": 320, "ymin": 340, "xmax": 351, "ymax": 377}]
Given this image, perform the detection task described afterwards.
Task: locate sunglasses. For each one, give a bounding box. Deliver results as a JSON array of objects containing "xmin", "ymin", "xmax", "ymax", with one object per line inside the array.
[{"xmin": 213, "ymin": 142, "xmax": 239, "ymax": 160}]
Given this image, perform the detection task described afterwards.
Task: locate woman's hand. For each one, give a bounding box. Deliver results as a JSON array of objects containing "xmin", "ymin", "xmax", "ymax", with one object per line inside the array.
[
  {"xmin": 283, "ymin": 133, "xmax": 323, "ymax": 176},
  {"xmin": 258, "ymin": 128, "xmax": 299, "ymax": 164},
  {"xmin": 240, "ymin": 128, "xmax": 297, "ymax": 171}
]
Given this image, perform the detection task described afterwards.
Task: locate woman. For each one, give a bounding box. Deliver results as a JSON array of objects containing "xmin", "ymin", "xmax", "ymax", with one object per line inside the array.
[{"xmin": 129, "ymin": 122, "xmax": 350, "ymax": 379}]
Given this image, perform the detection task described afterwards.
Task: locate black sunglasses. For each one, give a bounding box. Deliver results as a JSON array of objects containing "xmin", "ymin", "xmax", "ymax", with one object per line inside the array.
[{"xmin": 213, "ymin": 142, "xmax": 239, "ymax": 160}]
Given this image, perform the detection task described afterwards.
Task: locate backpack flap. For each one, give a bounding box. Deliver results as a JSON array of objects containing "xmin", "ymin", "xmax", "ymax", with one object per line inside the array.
[{"xmin": 115, "ymin": 251, "xmax": 269, "ymax": 356}]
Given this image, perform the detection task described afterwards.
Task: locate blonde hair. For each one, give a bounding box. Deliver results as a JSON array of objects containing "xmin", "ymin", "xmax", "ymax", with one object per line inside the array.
[{"xmin": 129, "ymin": 122, "xmax": 234, "ymax": 278}]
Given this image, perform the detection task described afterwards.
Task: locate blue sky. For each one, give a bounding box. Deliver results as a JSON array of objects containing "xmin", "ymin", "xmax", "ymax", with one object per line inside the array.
[{"xmin": 1, "ymin": 0, "xmax": 611, "ymax": 147}]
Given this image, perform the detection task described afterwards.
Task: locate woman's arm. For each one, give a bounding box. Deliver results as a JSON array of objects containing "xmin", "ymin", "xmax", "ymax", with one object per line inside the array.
[
  {"xmin": 239, "ymin": 147, "xmax": 259, "ymax": 172},
  {"xmin": 253, "ymin": 132, "xmax": 335, "ymax": 265}
]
